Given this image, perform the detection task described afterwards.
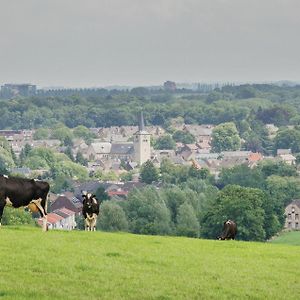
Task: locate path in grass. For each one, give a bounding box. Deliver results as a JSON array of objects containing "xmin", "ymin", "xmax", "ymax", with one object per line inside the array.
[{"xmin": 1, "ymin": 226, "xmax": 300, "ymax": 299}]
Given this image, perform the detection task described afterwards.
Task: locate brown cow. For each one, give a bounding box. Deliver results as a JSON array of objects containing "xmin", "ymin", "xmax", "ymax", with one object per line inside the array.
[{"xmin": 218, "ymin": 220, "xmax": 237, "ymax": 240}]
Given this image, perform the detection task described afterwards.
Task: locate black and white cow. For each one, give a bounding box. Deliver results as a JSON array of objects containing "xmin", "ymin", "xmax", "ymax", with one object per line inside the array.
[
  {"xmin": 82, "ymin": 191, "xmax": 100, "ymax": 231},
  {"xmin": 0, "ymin": 175, "xmax": 50, "ymax": 231},
  {"xmin": 218, "ymin": 220, "xmax": 237, "ymax": 240}
]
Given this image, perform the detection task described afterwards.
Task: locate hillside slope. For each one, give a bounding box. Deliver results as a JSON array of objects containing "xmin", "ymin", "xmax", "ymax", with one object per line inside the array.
[{"xmin": 0, "ymin": 227, "xmax": 299, "ymax": 299}]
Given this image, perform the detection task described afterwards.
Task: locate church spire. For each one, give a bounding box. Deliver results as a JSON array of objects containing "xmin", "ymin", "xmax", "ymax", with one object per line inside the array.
[{"xmin": 138, "ymin": 111, "xmax": 145, "ymax": 131}]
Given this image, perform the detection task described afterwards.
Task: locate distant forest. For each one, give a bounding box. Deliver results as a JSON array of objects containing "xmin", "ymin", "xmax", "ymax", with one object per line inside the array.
[{"xmin": 1, "ymin": 83, "xmax": 300, "ymax": 134}]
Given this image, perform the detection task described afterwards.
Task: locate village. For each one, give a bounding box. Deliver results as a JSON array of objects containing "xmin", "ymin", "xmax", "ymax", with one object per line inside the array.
[{"xmin": 0, "ymin": 113, "xmax": 297, "ymax": 231}]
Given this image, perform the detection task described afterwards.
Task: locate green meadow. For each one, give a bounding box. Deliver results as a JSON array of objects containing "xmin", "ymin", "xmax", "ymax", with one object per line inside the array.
[
  {"xmin": 270, "ymin": 230, "xmax": 300, "ymax": 246},
  {"xmin": 0, "ymin": 227, "xmax": 300, "ymax": 300}
]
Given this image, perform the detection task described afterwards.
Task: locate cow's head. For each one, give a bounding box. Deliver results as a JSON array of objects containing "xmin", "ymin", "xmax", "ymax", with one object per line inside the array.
[{"xmin": 82, "ymin": 191, "xmax": 98, "ymax": 209}]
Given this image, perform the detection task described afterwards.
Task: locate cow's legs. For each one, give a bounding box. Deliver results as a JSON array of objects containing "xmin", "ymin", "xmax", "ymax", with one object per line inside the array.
[
  {"xmin": 85, "ymin": 218, "xmax": 90, "ymax": 231},
  {"xmin": 90, "ymin": 214, "xmax": 97, "ymax": 231},
  {"xmin": 0, "ymin": 197, "xmax": 6, "ymax": 226},
  {"xmin": 31, "ymin": 198, "xmax": 47, "ymax": 231}
]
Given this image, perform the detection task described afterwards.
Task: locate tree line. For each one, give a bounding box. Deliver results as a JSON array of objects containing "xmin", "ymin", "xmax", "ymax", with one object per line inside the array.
[{"xmin": 91, "ymin": 159, "xmax": 299, "ymax": 241}]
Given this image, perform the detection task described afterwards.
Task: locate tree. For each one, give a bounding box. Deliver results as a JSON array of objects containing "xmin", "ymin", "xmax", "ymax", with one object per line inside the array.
[
  {"xmin": 273, "ymin": 128, "xmax": 300, "ymax": 153},
  {"xmin": 51, "ymin": 160, "xmax": 88, "ymax": 180},
  {"xmin": 211, "ymin": 122, "xmax": 241, "ymax": 152},
  {"xmin": 33, "ymin": 128, "xmax": 49, "ymax": 140},
  {"xmin": 93, "ymin": 170, "xmax": 118, "ymax": 181},
  {"xmin": 153, "ymin": 135, "xmax": 176, "ymax": 150},
  {"xmin": 2, "ymin": 207, "xmax": 35, "ymax": 226},
  {"xmin": 259, "ymin": 160, "xmax": 297, "ymax": 178},
  {"xmin": 265, "ymin": 175, "xmax": 300, "ymax": 224},
  {"xmin": 124, "ymin": 187, "xmax": 172, "ymax": 235},
  {"xmin": 0, "ymin": 147, "xmax": 15, "ymax": 173},
  {"xmin": 19, "ymin": 144, "xmax": 33, "ymax": 166},
  {"xmin": 201, "ymin": 185, "xmax": 266, "ymax": 241},
  {"xmin": 95, "ymin": 186, "xmax": 110, "ymax": 202},
  {"xmin": 75, "ymin": 151, "xmax": 88, "ymax": 166},
  {"xmin": 64, "ymin": 146, "xmax": 74, "ymax": 162},
  {"xmin": 120, "ymin": 171, "xmax": 133, "ymax": 182},
  {"xmin": 52, "ymin": 175, "xmax": 74, "ymax": 193},
  {"xmin": 172, "ymin": 130, "xmax": 195, "ymax": 144},
  {"xmin": 51, "ymin": 126, "xmax": 74, "ymax": 146},
  {"xmin": 73, "ymin": 125, "xmax": 96, "ymax": 144},
  {"xmin": 218, "ymin": 164, "xmax": 265, "ymax": 189},
  {"xmin": 188, "ymin": 165, "xmax": 210, "ymax": 180},
  {"xmin": 97, "ymin": 202, "xmax": 128, "ymax": 231},
  {"xmin": 140, "ymin": 160, "xmax": 159, "ymax": 184},
  {"xmin": 176, "ymin": 202, "xmax": 200, "ymax": 237}
]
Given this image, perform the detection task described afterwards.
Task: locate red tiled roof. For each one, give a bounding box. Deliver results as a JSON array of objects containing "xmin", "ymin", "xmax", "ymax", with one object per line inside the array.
[
  {"xmin": 38, "ymin": 213, "xmax": 64, "ymax": 225},
  {"xmin": 108, "ymin": 190, "xmax": 128, "ymax": 196},
  {"xmin": 58, "ymin": 207, "xmax": 76, "ymax": 216},
  {"xmin": 248, "ymin": 152, "xmax": 263, "ymax": 162}
]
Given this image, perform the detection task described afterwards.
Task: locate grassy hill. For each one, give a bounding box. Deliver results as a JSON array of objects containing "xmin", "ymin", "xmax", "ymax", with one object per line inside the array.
[
  {"xmin": 0, "ymin": 227, "xmax": 300, "ymax": 300},
  {"xmin": 270, "ymin": 230, "xmax": 300, "ymax": 246}
]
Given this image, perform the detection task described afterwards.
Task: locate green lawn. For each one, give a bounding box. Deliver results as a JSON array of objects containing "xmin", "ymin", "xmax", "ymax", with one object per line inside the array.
[
  {"xmin": 270, "ymin": 230, "xmax": 300, "ymax": 246},
  {"xmin": 1, "ymin": 226, "xmax": 300, "ymax": 299}
]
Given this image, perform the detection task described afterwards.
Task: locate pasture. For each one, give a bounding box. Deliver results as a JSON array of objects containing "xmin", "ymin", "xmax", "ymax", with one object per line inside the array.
[
  {"xmin": 270, "ymin": 230, "xmax": 300, "ymax": 246},
  {"xmin": 0, "ymin": 227, "xmax": 300, "ymax": 300}
]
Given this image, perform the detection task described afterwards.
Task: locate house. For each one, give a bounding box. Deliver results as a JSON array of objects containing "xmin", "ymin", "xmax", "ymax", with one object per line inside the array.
[
  {"xmin": 50, "ymin": 194, "xmax": 83, "ymax": 215},
  {"xmin": 37, "ymin": 208, "xmax": 76, "ymax": 230},
  {"xmin": 183, "ymin": 124, "xmax": 214, "ymax": 143},
  {"xmin": 277, "ymin": 149, "xmax": 292, "ymax": 155},
  {"xmin": 278, "ymin": 154, "xmax": 296, "ymax": 166},
  {"xmin": 247, "ymin": 152, "xmax": 263, "ymax": 168},
  {"xmin": 85, "ymin": 142, "xmax": 111, "ymax": 160},
  {"xmin": 32, "ymin": 139, "xmax": 61, "ymax": 149},
  {"xmin": 38, "ymin": 213, "xmax": 64, "ymax": 230},
  {"xmin": 9, "ymin": 167, "xmax": 32, "ymax": 177},
  {"xmin": 0, "ymin": 130, "xmax": 34, "ymax": 156},
  {"xmin": 53, "ymin": 207, "xmax": 77, "ymax": 230},
  {"xmin": 285, "ymin": 200, "xmax": 300, "ymax": 230},
  {"xmin": 178, "ymin": 144, "xmax": 200, "ymax": 161},
  {"xmin": 110, "ymin": 142, "xmax": 134, "ymax": 160}
]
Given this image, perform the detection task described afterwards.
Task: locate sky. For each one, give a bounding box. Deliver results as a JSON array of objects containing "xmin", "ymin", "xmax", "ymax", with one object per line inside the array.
[{"xmin": 0, "ymin": 0, "xmax": 299, "ymax": 88}]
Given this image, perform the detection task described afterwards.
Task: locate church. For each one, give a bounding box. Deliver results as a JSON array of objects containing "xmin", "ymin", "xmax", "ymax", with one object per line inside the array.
[{"xmin": 84, "ymin": 111, "xmax": 151, "ymax": 167}]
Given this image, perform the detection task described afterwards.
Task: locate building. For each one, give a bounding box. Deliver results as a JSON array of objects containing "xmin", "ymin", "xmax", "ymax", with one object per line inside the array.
[
  {"xmin": 133, "ymin": 111, "xmax": 151, "ymax": 165},
  {"xmin": 163, "ymin": 81, "xmax": 176, "ymax": 91},
  {"xmin": 285, "ymin": 200, "xmax": 300, "ymax": 230},
  {"xmin": 1, "ymin": 83, "xmax": 36, "ymax": 98},
  {"xmin": 50, "ymin": 193, "xmax": 83, "ymax": 215}
]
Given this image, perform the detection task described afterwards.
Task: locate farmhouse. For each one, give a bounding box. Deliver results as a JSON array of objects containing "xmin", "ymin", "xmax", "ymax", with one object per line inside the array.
[
  {"xmin": 285, "ymin": 200, "xmax": 300, "ymax": 230},
  {"xmin": 50, "ymin": 193, "xmax": 83, "ymax": 215}
]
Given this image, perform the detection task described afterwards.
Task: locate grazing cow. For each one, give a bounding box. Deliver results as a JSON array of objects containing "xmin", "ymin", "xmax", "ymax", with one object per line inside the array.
[
  {"xmin": 82, "ymin": 191, "xmax": 100, "ymax": 231},
  {"xmin": 0, "ymin": 175, "xmax": 50, "ymax": 231},
  {"xmin": 218, "ymin": 220, "xmax": 237, "ymax": 240}
]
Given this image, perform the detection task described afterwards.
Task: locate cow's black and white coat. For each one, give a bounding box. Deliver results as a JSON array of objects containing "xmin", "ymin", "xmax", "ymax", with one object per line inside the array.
[
  {"xmin": 82, "ymin": 191, "xmax": 100, "ymax": 231},
  {"xmin": 0, "ymin": 175, "xmax": 50, "ymax": 231}
]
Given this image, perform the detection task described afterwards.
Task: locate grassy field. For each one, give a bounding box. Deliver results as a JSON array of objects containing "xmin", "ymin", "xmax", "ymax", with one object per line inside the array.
[
  {"xmin": 0, "ymin": 227, "xmax": 300, "ymax": 300},
  {"xmin": 270, "ymin": 230, "xmax": 300, "ymax": 246}
]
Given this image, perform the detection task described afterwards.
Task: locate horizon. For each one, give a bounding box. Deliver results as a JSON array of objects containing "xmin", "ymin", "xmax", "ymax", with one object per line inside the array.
[{"xmin": 1, "ymin": 79, "xmax": 299, "ymax": 91}]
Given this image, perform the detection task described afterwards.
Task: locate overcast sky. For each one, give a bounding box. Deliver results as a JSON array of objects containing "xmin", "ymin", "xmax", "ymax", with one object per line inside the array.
[{"xmin": 0, "ymin": 0, "xmax": 299, "ymax": 88}]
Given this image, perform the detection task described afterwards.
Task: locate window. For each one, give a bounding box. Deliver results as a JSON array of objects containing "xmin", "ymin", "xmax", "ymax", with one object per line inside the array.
[
  {"xmin": 288, "ymin": 222, "xmax": 292, "ymax": 228},
  {"xmin": 296, "ymin": 223, "xmax": 299, "ymax": 229},
  {"xmin": 296, "ymin": 214, "xmax": 299, "ymax": 220},
  {"xmin": 292, "ymin": 207, "xmax": 295, "ymax": 213},
  {"xmin": 288, "ymin": 213, "xmax": 292, "ymax": 220}
]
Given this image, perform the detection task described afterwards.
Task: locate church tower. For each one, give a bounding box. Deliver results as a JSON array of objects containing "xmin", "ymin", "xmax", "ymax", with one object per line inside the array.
[{"xmin": 133, "ymin": 111, "xmax": 151, "ymax": 165}]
